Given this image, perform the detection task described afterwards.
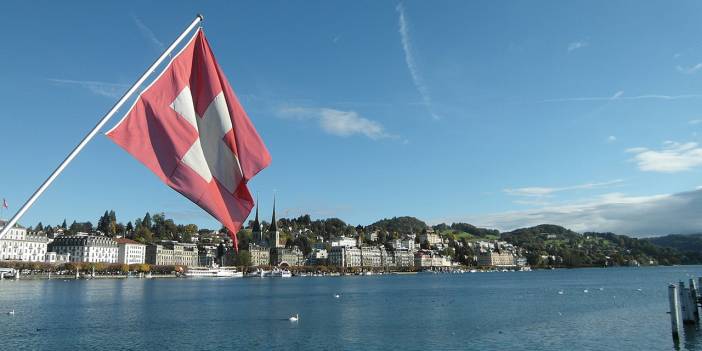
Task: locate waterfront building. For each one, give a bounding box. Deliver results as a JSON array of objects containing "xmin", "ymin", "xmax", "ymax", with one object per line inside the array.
[
  {"xmin": 145, "ymin": 241, "xmax": 199, "ymax": 266},
  {"xmin": 390, "ymin": 249, "xmax": 414, "ymax": 268},
  {"xmin": 331, "ymin": 236, "xmax": 357, "ymax": 248},
  {"xmin": 0, "ymin": 221, "xmax": 49, "ymax": 262},
  {"xmin": 44, "ymin": 251, "xmax": 70, "ymax": 263},
  {"xmin": 197, "ymin": 244, "xmax": 218, "ymax": 266},
  {"xmin": 329, "ymin": 246, "xmax": 361, "ymax": 268},
  {"xmin": 115, "ymin": 238, "xmax": 146, "ymax": 265},
  {"xmin": 271, "ymin": 246, "xmax": 304, "ymax": 266},
  {"xmin": 49, "ymin": 234, "xmax": 118, "ymax": 263},
  {"xmin": 477, "ymin": 250, "xmax": 516, "ymax": 268},
  {"xmin": 414, "ymin": 250, "xmax": 451, "ymax": 268},
  {"xmin": 249, "ymin": 243, "xmax": 271, "ymax": 266},
  {"xmin": 361, "ymin": 246, "xmax": 383, "ymax": 268},
  {"xmin": 307, "ymin": 248, "xmax": 328, "ymax": 266}
]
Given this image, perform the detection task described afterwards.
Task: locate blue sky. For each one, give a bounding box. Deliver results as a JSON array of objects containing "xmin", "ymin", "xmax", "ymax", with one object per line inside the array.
[{"xmin": 3, "ymin": 1, "xmax": 702, "ymax": 236}]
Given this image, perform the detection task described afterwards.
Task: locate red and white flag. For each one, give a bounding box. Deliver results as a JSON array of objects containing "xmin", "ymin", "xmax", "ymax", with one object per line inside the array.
[
  {"xmin": 2, "ymin": 198, "xmax": 7, "ymax": 209},
  {"xmin": 106, "ymin": 29, "xmax": 271, "ymax": 250}
]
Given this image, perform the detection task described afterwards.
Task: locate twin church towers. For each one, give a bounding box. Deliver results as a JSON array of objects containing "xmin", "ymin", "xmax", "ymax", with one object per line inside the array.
[{"xmin": 250, "ymin": 196, "xmax": 282, "ymax": 248}]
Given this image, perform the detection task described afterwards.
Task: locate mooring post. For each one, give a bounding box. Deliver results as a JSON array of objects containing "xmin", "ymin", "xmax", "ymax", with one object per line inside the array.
[
  {"xmin": 680, "ymin": 282, "xmax": 692, "ymax": 324},
  {"xmin": 690, "ymin": 278, "xmax": 700, "ymax": 321},
  {"xmin": 14, "ymin": 270, "xmax": 19, "ymax": 280},
  {"xmin": 670, "ymin": 284, "xmax": 682, "ymax": 341},
  {"xmin": 0, "ymin": 272, "xmax": 4, "ymax": 281}
]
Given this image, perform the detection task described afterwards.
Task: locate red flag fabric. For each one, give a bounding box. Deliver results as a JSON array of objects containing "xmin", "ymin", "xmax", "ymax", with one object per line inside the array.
[{"xmin": 106, "ymin": 29, "xmax": 271, "ymax": 250}]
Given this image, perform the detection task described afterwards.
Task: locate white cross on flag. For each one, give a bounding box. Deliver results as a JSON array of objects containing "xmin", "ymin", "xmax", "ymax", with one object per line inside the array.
[{"xmin": 106, "ymin": 29, "xmax": 271, "ymax": 250}]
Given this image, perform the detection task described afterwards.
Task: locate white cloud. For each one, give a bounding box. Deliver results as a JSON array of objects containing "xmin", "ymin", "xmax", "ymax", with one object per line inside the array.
[
  {"xmin": 396, "ymin": 3, "xmax": 439, "ymax": 120},
  {"xmin": 677, "ymin": 63, "xmax": 702, "ymax": 74},
  {"xmin": 277, "ymin": 106, "xmax": 396, "ymax": 140},
  {"xmin": 47, "ymin": 78, "xmax": 129, "ymax": 98},
  {"xmin": 132, "ymin": 15, "xmax": 164, "ymax": 51},
  {"xmin": 689, "ymin": 119, "xmax": 702, "ymax": 125},
  {"xmin": 436, "ymin": 189, "xmax": 702, "ymax": 237},
  {"xmin": 542, "ymin": 92, "xmax": 702, "ymax": 103},
  {"xmin": 627, "ymin": 141, "xmax": 702, "ymax": 173},
  {"xmin": 607, "ymin": 135, "xmax": 617, "ymax": 143},
  {"xmin": 504, "ymin": 179, "xmax": 624, "ymax": 197},
  {"xmin": 567, "ymin": 41, "xmax": 588, "ymax": 52}
]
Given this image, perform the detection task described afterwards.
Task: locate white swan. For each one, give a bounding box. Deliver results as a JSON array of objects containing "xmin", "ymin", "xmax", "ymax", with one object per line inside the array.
[
  {"xmin": 334, "ymin": 294, "xmax": 340, "ymax": 299},
  {"xmin": 289, "ymin": 313, "xmax": 299, "ymax": 322},
  {"xmin": 7, "ymin": 310, "xmax": 15, "ymax": 315}
]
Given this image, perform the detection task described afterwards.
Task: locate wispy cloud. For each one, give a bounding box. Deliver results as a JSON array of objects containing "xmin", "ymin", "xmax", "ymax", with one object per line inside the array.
[
  {"xmin": 627, "ymin": 141, "xmax": 702, "ymax": 173},
  {"xmin": 607, "ymin": 135, "xmax": 617, "ymax": 143},
  {"xmin": 677, "ymin": 63, "xmax": 702, "ymax": 74},
  {"xmin": 396, "ymin": 3, "xmax": 439, "ymax": 120},
  {"xmin": 567, "ymin": 41, "xmax": 588, "ymax": 52},
  {"xmin": 542, "ymin": 91, "xmax": 702, "ymax": 103},
  {"xmin": 504, "ymin": 179, "xmax": 624, "ymax": 197},
  {"xmin": 47, "ymin": 78, "xmax": 128, "ymax": 98},
  {"xmin": 436, "ymin": 189, "xmax": 702, "ymax": 237},
  {"xmin": 277, "ymin": 106, "xmax": 397, "ymax": 140},
  {"xmin": 689, "ymin": 119, "xmax": 702, "ymax": 125},
  {"xmin": 132, "ymin": 15, "xmax": 164, "ymax": 52}
]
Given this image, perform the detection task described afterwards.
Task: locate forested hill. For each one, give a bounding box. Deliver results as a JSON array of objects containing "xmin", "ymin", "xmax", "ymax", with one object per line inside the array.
[
  {"xmin": 369, "ymin": 216, "xmax": 428, "ymax": 233},
  {"xmin": 499, "ymin": 224, "xmax": 702, "ymax": 267},
  {"xmin": 647, "ymin": 234, "xmax": 702, "ymax": 253}
]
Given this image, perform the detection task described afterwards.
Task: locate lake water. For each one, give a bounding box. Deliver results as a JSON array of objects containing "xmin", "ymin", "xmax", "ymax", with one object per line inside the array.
[{"xmin": 2, "ymin": 266, "xmax": 702, "ymax": 350}]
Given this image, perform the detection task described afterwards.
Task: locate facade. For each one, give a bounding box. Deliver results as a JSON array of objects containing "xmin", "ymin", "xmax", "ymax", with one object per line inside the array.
[
  {"xmin": 307, "ymin": 248, "xmax": 328, "ymax": 266},
  {"xmin": 0, "ymin": 221, "xmax": 49, "ymax": 262},
  {"xmin": 389, "ymin": 249, "xmax": 415, "ymax": 268},
  {"xmin": 49, "ymin": 234, "xmax": 118, "ymax": 263},
  {"xmin": 364, "ymin": 231, "xmax": 378, "ymax": 242},
  {"xmin": 115, "ymin": 238, "xmax": 146, "ymax": 265},
  {"xmin": 271, "ymin": 247, "xmax": 304, "ymax": 266},
  {"xmin": 361, "ymin": 246, "xmax": 383, "ymax": 268},
  {"xmin": 198, "ymin": 244, "xmax": 218, "ymax": 266},
  {"xmin": 419, "ymin": 231, "xmax": 442, "ymax": 246},
  {"xmin": 249, "ymin": 243, "xmax": 271, "ymax": 266},
  {"xmin": 477, "ymin": 250, "xmax": 516, "ymax": 268},
  {"xmin": 44, "ymin": 251, "xmax": 71, "ymax": 263},
  {"xmin": 329, "ymin": 246, "xmax": 361, "ymax": 268},
  {"xmin": 145, "ymin": 241, "xmax": 199, "ymax": 266},
  {"xmin": 414, "ymin": 250, "xmax": 451, "ymax": 268},
  {"xmin": 331, "ymin": 236, "xmax": 357, "ymax": 248}
]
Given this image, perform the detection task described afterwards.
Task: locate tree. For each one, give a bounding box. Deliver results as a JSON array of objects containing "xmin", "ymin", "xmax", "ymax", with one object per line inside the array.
[
  {"xmin": 61, "ymin": 219, "xmax": 67, "ymax": 229},
  {"xmin": 142, "ymin": 212, "xmax": 152, "ymax": 230},
  {"xmin": 126, "ymin": 221, "xmax": 134, "ymax": 234},
  {"xmin": 234, "ymin": 250, "xmax": 252, "ymax": 267},
  {"xmin": 34, "ymin": 222, "xmax": 44, "ymax": 232},
  {"xmin": 97, "ymin": 211, "xmax": 110, "ymax": 234}
]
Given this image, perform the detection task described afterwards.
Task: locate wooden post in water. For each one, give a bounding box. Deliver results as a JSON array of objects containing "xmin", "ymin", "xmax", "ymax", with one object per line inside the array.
[
  {"xmin": 690, "ymin": 278, "xmax": 700, "ymax": 321},
  {"xmin": 670, "ymin": 284, "xmax": 682, "ymax": 341},
  {"xmin": 681, "ymin": 282, "xmax": 696, "ymax": 324}
]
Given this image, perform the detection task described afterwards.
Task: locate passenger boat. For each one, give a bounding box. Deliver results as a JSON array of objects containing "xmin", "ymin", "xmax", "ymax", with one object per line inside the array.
[{"xmin": 184, "ymin": 264, "xmax": 243, "ymax": 278}]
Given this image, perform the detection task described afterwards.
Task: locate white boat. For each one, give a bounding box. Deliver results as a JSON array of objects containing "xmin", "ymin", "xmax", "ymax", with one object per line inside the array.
[
  {"xmin": 184, "ymin": 264, "xmax": 243, "ymax": 278},
  {"xmin": 270, "ymin": 268, "xmax": 292, "ymax": 278},
  {"xmin": 246, "ymin": 269, "xmax": 270, "ymax": 277}
]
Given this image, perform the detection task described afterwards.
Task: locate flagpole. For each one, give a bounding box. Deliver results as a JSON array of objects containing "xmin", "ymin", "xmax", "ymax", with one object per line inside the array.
[{"xmin": 0, "ymin": 14, "xmax": 204, "ymax": 240}]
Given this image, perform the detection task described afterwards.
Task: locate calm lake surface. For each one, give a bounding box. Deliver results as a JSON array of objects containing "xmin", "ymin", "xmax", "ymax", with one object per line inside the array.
[{"xmin": 2, "ymin": 266, "xmax": 702, "ymax": 350}]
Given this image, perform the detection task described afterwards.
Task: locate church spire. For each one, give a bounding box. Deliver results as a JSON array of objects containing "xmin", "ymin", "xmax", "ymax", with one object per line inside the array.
[
  {"xmin": 269, "ymin": 194, "xmax": 281, "ymax": 247},
  {"xmin": 270, "ymin": 195, "xmax": 278, "ymax": 232},
  {"xmin": 252, "ymin": 196, "xmax": 262, "ymax": 242}
]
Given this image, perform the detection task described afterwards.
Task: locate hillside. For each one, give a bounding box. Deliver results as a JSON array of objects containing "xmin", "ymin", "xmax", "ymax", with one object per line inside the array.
[
  {"xmin": 499, "ymin": 224, "xmax": 700, "ymax": 267},
  {"xmin": 369, "ymin": 216, "xmax": 428, "ymax": 234},
  {"xmin": 647, "ymin": 234, "xmax": 702, "ymax": 253}
]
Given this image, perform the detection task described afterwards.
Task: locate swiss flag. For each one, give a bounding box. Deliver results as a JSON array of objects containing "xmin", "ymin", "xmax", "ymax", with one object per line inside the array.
[{"xmin": 107, "ymin": 29, "xmax": 271, "ymax": 250}]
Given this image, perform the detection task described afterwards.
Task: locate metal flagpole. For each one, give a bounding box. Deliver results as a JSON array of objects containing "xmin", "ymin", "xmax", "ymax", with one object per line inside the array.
[{"xmin": 0, "ymin": 14, "xmax": 204, "ymax": 240}]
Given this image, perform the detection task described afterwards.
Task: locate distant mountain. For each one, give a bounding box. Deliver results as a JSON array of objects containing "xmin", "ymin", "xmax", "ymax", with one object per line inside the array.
[
  {"xmin": 647, "ymin": 234, "xmax": 702, "ymax": 253},
  {"xmin": 369, "ymin": 216, "xmax": 428, "ymax": 234}
]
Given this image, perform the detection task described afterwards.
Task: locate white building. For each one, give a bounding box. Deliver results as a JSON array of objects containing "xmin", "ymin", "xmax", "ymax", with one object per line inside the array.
[
  {"xmin": 329, "ymin": 246, "xmax": 361, "ymax": 268},
  {"xmin": 49, "ymin": 234, "xmax": 118, "ymax": 263},
  {"xmin": 44, "ymin": 251, "xmax": 71, "ymax": 263},
  {"xmin": 0, "ymin": 221, "xmax": 49, "ymax": 262},
  {"xmin": 115, "ymin": 238, "xmax": 146, "ymax": 265},
  {"xmin": 331, "ymin": 236, "xmax": 357, "ymax": 248}
]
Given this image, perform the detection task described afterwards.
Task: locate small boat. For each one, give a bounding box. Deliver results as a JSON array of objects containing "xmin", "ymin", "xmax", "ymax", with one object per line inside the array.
[
  {"xmin": 270, "ymin": 268, "xmax": 292, "ymax": 278},
  {"xmin": 184, "ymin": 264, "xmax": 243, "ymax": 278}
]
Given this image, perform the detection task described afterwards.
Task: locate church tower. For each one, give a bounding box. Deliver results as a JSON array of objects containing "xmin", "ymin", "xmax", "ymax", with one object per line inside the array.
[
  {"xmin": 251, "ymin": 199, "xmax": 263, "ymax": 244},
  {"xmin": 269, "ymin": 196, "xmax": 281, "ymax": 248}
]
